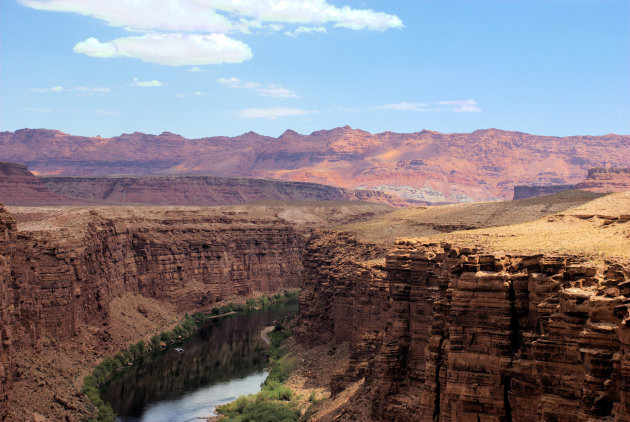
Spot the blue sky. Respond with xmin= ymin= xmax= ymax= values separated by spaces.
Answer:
xmin=1 ymin=0 xmax=628 ymax=138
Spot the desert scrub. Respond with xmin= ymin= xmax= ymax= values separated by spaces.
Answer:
xmin=217 ymin=317 xmax=299 ymax=422
xmin=83 ymin=290 xmax=299 ymax=422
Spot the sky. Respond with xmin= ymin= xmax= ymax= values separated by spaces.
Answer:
xmin=1 ymin=0 xmax=628 ymax=138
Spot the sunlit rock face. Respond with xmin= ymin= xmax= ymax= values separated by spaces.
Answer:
xmin=296 ymin=233 xmax=630 ymax=421
xmin=2 ymin=128 xmax=629 ymax=203
xmin=514 ymin=168 xmax=630 ymax=200
xmin=0 ymin=205 xmax=305 ymax=419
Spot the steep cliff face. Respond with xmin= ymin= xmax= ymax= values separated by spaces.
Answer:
xmin=0 ymin=162 xmax=80 ymax=205
xmin=297 ymin=233 xmax=630 ymax=421
xmin=0 ymin=205 xmax=16 ymax=419
xmin=40 ymin=175 xmax=408 ymax=207
xmin=0 ymin=206 xmax=309 ymax=419
xmin=514 ymin=168 xmax=630 ymax=200
xmin=575 ymin=168 xmax=630 ymax=193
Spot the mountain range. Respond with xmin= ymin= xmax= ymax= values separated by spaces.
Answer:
xmin=1 ymin=127 xmax=628 ymax=203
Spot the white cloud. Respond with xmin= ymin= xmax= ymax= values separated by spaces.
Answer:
xmin=378 ymin=99 xmax=482 ymax=113
xmin=436 ymin=99 xmax=481 ymax=112
xmin=20 ymin=1 xmax=402 ymax=66
xmin=189 ymin=67 xmax=203 ymax=72
xmin=19 ymin=0 xmax=403 ymax=33
xmin=32 ymin=86 xmax=64 ymax=93
xmin=74 ymin=86 xmax=110 ymax=93
xmin=132 ymin=77 xmax=163 ymax=87
xmin=31 ymin=85 xmax=110 ymax=94
xmin=284 ymin=26 xmax=327 ymax=37
xmin=218 ymin=77 xmax=298 ymax=98
xmin=74 ymin=33 xmax=253 ymax=66
xmin=379 ymin=102 xmax=426 ymax=112
xmin=238 ymin=107 xmax=311 ymax=119
xmin=176 ymin=91 xmax=205 ymax=97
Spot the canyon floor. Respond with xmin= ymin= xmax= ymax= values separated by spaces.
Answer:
xmin=2 ymin=190 xmax=630 ymax=421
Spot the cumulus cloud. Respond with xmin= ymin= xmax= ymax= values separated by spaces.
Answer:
xmin=436 ymin=99 xmax=481 ymax=112
xmin=75 ymin=33 xmax=252 ymax=66
xmin=218 ymin=77 xmax=298 ymax=98
xmin=379 ymin=102 xmax=426 ymax=112
xmin=189 ymin=67 xmax=203 ymax=72
xmin=19 ymin=0 xmax=403 ymax=33
xmin=238 ymin=107 xmax=311 ymax=119
xmin=132 ymin=78 xmax=163 ymax=87
xmin=284 ymin=26 xmax=327 ymax=37
xmin=19 ymin=1 xmax=402 ymax=66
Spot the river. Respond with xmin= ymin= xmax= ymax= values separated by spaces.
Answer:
xmin=102 ymin=303 xmax=298 ymax=422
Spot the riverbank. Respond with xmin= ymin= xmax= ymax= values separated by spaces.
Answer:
xmin=83 ymin=290 xmax=299 ymax=422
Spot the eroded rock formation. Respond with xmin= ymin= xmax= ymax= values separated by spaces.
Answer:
xmin=514 ymin=168 xmax=630 ymax=200
xmin=296 ymin=233 xmax=630 ymax=421
xmin=0 ymin=162 xmax=80 ymax=205
xmin=40 ymin=174 xmax=408 ymax=207
xmin=0 ymin=205 xmax=307 ymax=419
xmin=2 ymin=128 xmax=629 ymax=202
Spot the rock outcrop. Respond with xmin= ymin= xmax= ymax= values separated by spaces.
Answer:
xmin=514 ymin=168 xmax=630 ymax=200
xmin=0 ymin=162 xmax=80 ymax=205
xmin=575 ymin=168 xmax=630 ymax=193
xmin=296 ymin=233 xmax=630 ymax=421
xmin=2 ymin=128 xmax=629 ymax=202
xmin=40 ymin=175 xmax=408 ymax=207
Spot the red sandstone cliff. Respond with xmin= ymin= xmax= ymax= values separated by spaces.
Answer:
xmin=2 ymin=128 xmax=628 ymax=203
xmin=0 ymin=162 xmax=81 ymax=205
xmin=514 ymin=167 xmax=630 ymax=200
xmin=0 ymin=206 xmax=306 ymax=419
xmin=295 ymin=233 xmax=630 ymax=421
xmin=40 ymin=175 xmax=408 ymax=207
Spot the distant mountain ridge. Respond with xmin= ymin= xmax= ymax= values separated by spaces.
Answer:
xmin=1 ymin=127 xmax=628 ymax=202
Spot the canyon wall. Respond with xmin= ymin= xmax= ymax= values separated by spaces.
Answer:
xmin=296 ymin=232 xmax=630 ymax=421
xmin=0 ymin=206 xmax=307 ymax=419
xmin=513 ymin=184 xmax=576 ymax=200
xmin=0 ymin=162 xmax=80 ymax=205
xmin=513 ymin=168 xmax=630 ymax=200
xmin=40 ymin=174 xmax=407 ymax=207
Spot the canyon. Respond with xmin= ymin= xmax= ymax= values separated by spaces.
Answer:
xmin=2 ymin=128 xmax=629 ymax=203
xmin=0 ymin=185 xmax=629 ymax=420
xmin=0 ymin=201 xmax=391 ymax=420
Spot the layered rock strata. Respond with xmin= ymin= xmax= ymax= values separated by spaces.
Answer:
xmin=0 ymin=206 xmax=306 ymax=419
xmin=514 ymin=168 xmax=630 ymax=200
xmin=296 ymin=233 xmax=630 ymax=421
xmin=0 ymin=162 xmax=80 ymax=205
xmin=40 ymin=174 xmax=408 ymax=207
xmin=2 ymin=128 xmax=629 ymax=202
